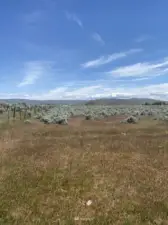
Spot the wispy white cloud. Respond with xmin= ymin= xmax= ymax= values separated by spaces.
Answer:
xmin=29 ymin=85 xmax=102 ymax=100
xmin=108 ymin=58 xmax=168 ymax=78
xmin=10 ymin=82 xmax=168 ymax=100
xmin=17 ymin=61 xmax=52 ymax=87
xmin=65 ymin=85 xmax=101 ymax=99
xmin=130 ymin=77 xmax=150 ymax=81
xmin=2 ymin=81 xmax=168 ymax=100
xmin=81 ymin=49 xmax=142 ymax=69
xmin=65 ymin=11 xmax=83 ymax=28
xmin=92 ymin=32 xmax=105 ymax=45
xmin=135 ymin=35 xmax=153 ymax=43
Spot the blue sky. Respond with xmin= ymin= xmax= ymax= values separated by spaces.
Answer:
xmin=1 ymin=0 xmax=168 ymax=100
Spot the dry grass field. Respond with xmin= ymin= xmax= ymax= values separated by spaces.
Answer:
xmin=1 ymin=117 xmax=168 ymax=224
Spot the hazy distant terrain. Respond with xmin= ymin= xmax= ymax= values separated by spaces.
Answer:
xmin=85 ymin=98 xmax=164 ymax=105
xmin=0 ymin=99 xmax=87 ymax=105
xmin=0 ymin=98 xmax=164 ymax=105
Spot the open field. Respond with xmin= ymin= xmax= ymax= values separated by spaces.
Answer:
xmin=1 ymin=115 xmax=168 ymax=224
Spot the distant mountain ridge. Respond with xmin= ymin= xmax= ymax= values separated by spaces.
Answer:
xmin=85 ymin=98 xmax=167 ymax=105
xmin=0 ymin=99 xmax=87 ymax=105
xmin=0 ymin=98 xmax=166 ymax=105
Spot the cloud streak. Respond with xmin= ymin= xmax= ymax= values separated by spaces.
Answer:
xmin=5 ymin=82 xmax=168 ymax=101
xmin=92 ymin=32 xmax=105 ymax=45
xmin=65 ymin=11 xmax=83 ymax=28
xmin=81 ymin=49 xmax=142 ymax=69
xmin=17 ymin=61 xmax=52 ymax=87
xmin=45 ymin=83 xmax=168 ymax=100
xmin=108 ymin=58 xmax=168 ymax=78
xmin=135 ymin=35 xmax=153 ymax=43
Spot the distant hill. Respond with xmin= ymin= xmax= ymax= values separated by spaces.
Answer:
xmin=85 ymin=98 xmax=165 ymax=105
xmin=0 ymin=98 xmax=167 ymax=106
xmin=0 ymin=99 xmax=87 ymax=105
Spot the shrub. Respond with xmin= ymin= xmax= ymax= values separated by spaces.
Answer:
xmin=27 ymin=111 xmax=32 ymax=118
xmin=0 ymin=108 xmax=4 ymax=114
xmin=140 ymin=111 xmax=146 ymax=116
xmin=121 ymin=116 xmax=138 ymax=124
xmin=40 ymin=115 xmax=68 ymax=125
xmin=56 ymin=118 xmax=68 ymax=125
xmin=132 ymin=111 xmax=140 ymax=117
xmin=24 ymin=119 xmax=31 ymax=124
xmin=85 ymin=112 xmax=95 ymax=120
xmin=34 ymin=114 xmax=42 ymax=120
xmin=148 ymin=111 xmax=153 ymax=116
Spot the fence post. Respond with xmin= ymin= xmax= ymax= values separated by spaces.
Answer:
xmin=13 ymin=107 xmax=16 ymax=119
xmin=19 ymin=109 xmax=22 ymax=120
xmin=24 ymin=109 xmax=27 ymax=120
xmin=7 ymin=109 xmax=10 ymax=122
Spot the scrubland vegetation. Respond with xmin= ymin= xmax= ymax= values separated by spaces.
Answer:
xmin=1 ymin=102 xmax=168 ymax=224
